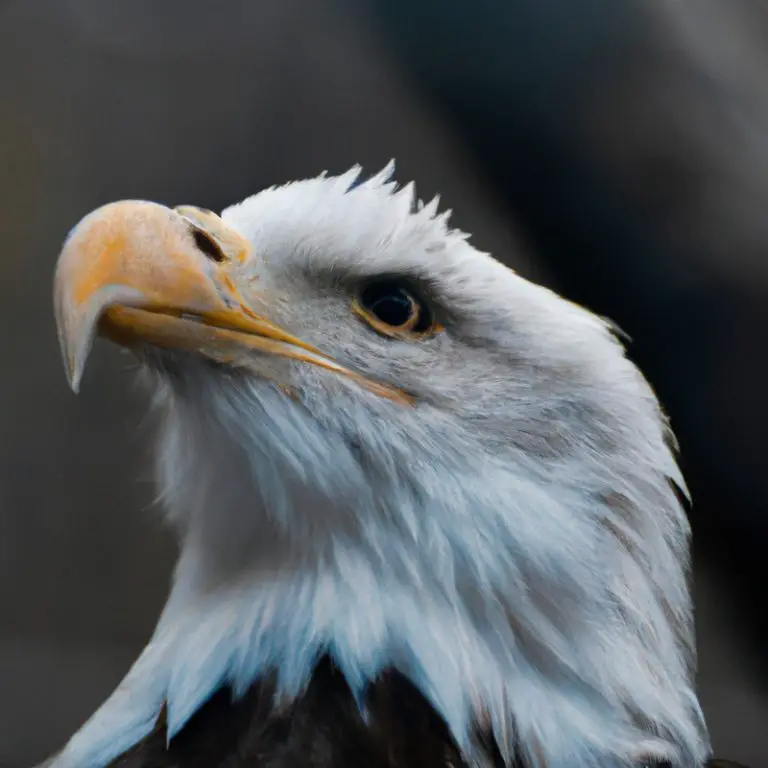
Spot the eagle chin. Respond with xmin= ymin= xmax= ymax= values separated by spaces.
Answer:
xmin=48 ymin=163 xmax=718 ymax=768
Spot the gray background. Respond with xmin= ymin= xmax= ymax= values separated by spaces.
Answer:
xmin=0 ymin=1 xmax=764 ymax=765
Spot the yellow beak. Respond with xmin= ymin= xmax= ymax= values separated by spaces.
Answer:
xmin=53 ymin=200 xmax=411 ymax=404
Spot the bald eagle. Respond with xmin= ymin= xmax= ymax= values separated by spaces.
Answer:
xmin=48 ymin=164 xmax=742 ymax=768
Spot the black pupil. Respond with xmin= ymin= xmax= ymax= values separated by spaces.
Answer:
xmin=360 ymin=281 xmax=430 ymax=331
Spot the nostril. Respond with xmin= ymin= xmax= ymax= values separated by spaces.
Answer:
xmin=192 ymin=228 xmax=226 ymax=263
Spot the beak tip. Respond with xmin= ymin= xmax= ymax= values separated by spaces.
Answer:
xmin=61 ymin=351 xmax=81 ymax=394
xmin=57 ymin=318 xmax=92 ymax=396
xmin=67 ymin=367 xmax=82 ymax=394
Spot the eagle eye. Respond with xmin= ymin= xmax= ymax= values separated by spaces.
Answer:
xmin=353 ymin=280 xmax=441 ymax=338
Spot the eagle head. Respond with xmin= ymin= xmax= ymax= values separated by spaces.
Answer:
xmin=52 ymin=163 xmax=708 ymax=768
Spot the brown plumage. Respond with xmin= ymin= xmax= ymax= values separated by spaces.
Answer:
xmin=108 ymin=657 xmax=501 ymax=768
xmin=107 ymin=657 xmax=749 ymax=768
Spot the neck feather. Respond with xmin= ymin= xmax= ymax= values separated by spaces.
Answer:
xmin=53 ymin=384 xmax=709 ymax=768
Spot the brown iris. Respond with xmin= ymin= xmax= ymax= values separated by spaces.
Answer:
xmin=352 ymin=280 xmax=442 ymax=339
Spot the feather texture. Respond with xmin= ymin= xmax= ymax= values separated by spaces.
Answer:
xmin=49 ymin=165 xmax=710 ymax=768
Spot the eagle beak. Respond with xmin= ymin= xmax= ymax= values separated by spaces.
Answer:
xmin=53 ymin=200 xmax=411 ymax=403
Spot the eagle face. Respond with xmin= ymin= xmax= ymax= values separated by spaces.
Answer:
xmin=53 ymin=164 xmax=709 ymax=768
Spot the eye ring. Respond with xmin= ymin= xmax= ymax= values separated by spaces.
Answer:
xmin=352 ymin=280 xmax=443 ymax=339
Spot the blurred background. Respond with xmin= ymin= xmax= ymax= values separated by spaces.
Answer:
xmin=0 ymin=0 xmax=766 ymax=765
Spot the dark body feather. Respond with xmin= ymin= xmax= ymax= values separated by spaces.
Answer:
xmin=108 ymin=656 xmax=506 ymax=768
xmin=103 ymin=656 xmax=747 ymax=768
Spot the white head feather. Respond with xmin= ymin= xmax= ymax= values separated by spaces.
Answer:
xmin=52 ymin=163 xmax=709 ymax=768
